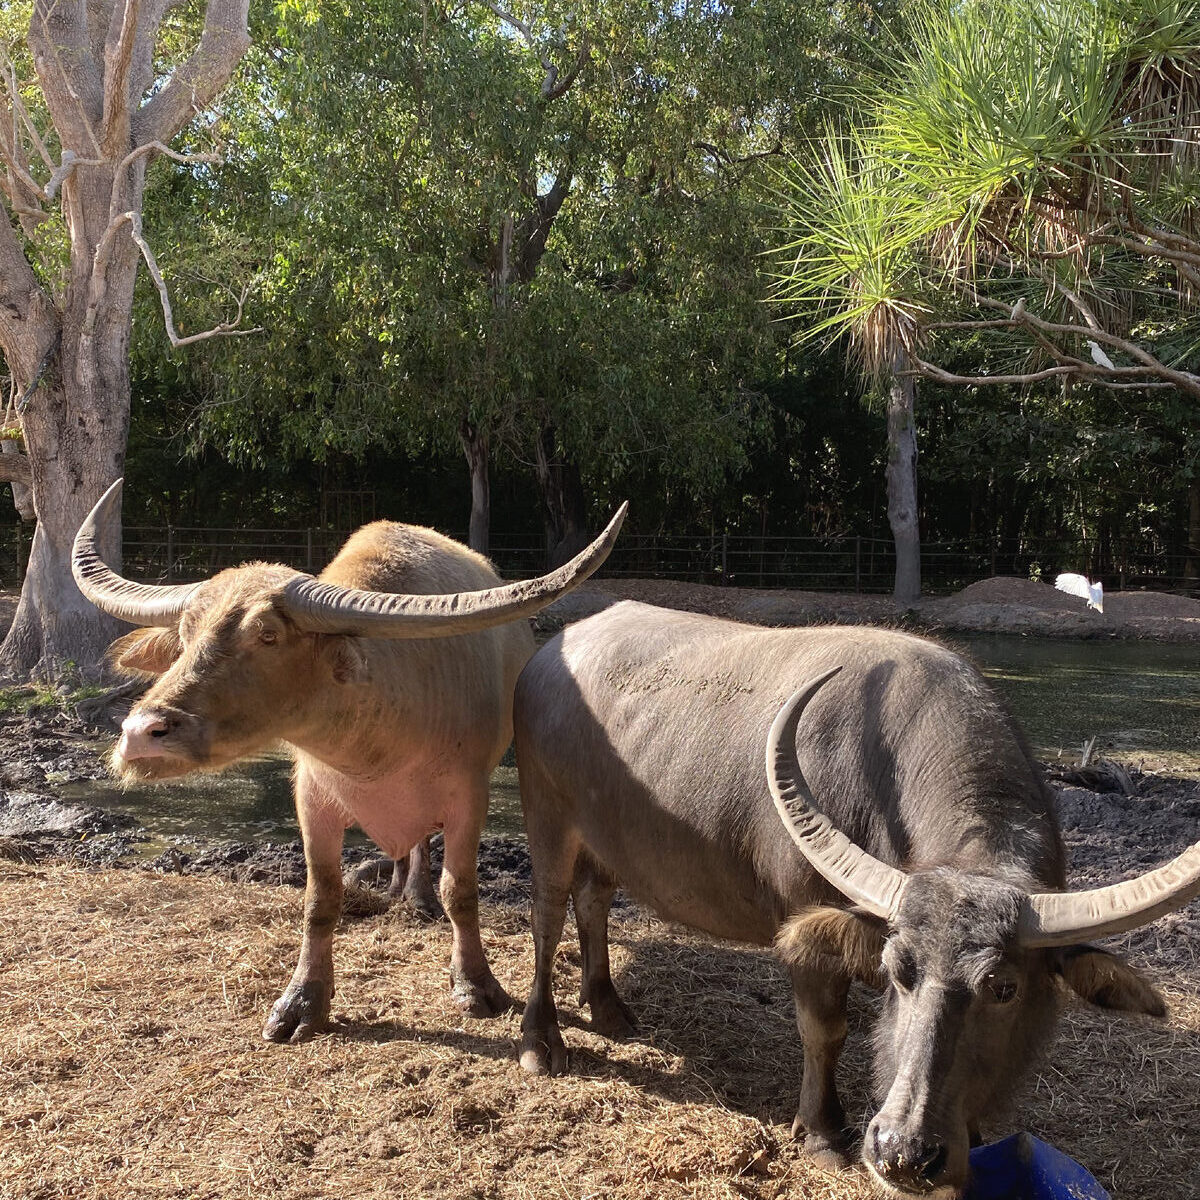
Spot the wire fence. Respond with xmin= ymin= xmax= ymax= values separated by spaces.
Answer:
xmin=0 ymin=522 xmax=1193 ymax=595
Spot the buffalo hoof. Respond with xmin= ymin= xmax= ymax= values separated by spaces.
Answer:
xmin=401 ymin=889 xmax=444 ymax=923
xmin=583 ymin=983 xmax=638 ymax=1040
xmin=519 ymin=1024 xmax=568 ymax=1076
xmin=263 ymin=980 xmax=331 ymax=1044
xmin=791 ymin=1119 xmax=855 ymax=1173
xmin=451 ymin=969 xmax=514 ymax=1018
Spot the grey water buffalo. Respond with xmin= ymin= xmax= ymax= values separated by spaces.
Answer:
xmin=514 ymin=602 xmax=1200 ymax=1198
xmin=72 ymin=480 xmax=625 ymax=1041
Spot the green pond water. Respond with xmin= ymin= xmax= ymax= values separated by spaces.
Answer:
xmin=65 ymin=634 xmax=1200 ymax=845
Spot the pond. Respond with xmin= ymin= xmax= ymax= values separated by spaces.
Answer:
xmin=66 ymin=633 xmax=1200 ymax=845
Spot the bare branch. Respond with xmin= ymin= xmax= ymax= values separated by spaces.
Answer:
xmin=0 ymin=57 xmax=54 ymax=171
xmin=911 ymin=356 xmax=1175 ymax=391
xmin=481 ymin=4 xmax=588 ymax=101
xmin=125 ymin=213 xmax=261 ymax=348
xmin=133 ymin=0 xmax=251 ymax=145
xmin=0 ymin=197 xmax=55 ymax=381
xmin=108 ymin=141 xmax=222 ymax=220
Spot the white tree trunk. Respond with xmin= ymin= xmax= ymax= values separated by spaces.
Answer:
xmin=459 ymin=417 xmax=490 ymax=554
xmin=0 ymin=0 xmax=251 ymax=678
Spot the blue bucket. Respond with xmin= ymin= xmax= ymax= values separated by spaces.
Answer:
xmin=967 ymin=1133 xmax=1110 ymax=1200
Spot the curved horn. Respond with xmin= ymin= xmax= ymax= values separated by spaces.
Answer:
xmin=280 ymin=502 xmax=629 ymax=638
xmin=72 ymin=479 xmax=198 ymax=627
xmin=1019 ymin=838 xmax=1200 ymax=948
xmin=767 ymin=668 xmax=910 ymax=922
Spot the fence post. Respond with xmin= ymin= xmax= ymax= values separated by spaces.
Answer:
xmin=721 ymin=532 xmax=728 ymax=582
xmin=855 ymin=536 xmax=861 ymax=593
xmin=306 ymin=528 xmax=314 ymax=572
xmin=166 ymin=526 xmax=174 ymax=582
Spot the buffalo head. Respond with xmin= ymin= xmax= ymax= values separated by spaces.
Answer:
xmin=768 ymin=670 xmax=1198 ymax=1197
xmin=72 ymin=480 xmax=626 ymax=783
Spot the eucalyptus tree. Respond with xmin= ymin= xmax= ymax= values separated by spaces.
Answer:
xmin=775 ymin=0 xmax=1200 ymax=601
xmin=0 ymin=0 xmax=254 ymax=677
xmin=158 ymin=0 xmax=861 ymax=556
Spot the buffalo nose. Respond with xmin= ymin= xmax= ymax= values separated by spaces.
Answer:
xmin=118 ymin=710 xmax=173 ymax=760
xmin=869 ymin=1124 xmax=949 ymax=1190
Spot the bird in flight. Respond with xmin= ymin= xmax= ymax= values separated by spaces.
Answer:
xmin=1055 ymin=572 xmax=1103 ymax=613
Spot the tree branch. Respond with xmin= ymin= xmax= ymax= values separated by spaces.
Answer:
xmin=544 ymin=36 xmax=590 ymax=101
xmin=0 ymin=441 xmax=31 ymax=487
xmin=125 ymin=212 xmax=262 ymax=347
xmin=910 ymin=356 xmax=1175 ymax=391
xmin=29 ymin=0 xmax=103 ymax=154
xmin=0 ymin=195 xmax=55 ymax=382
xmin=133 ymin=0 xmax=251 ymax=145
xmin=481 ymin=3 xmax=588 ymax=101
xmin=102 ymin=0 xmax=143 ymax=154
xmin=108 ymin=141 xmax=222 ymax=221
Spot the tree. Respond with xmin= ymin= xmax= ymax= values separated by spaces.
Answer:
xmin=0 ymin=0 xmax=253 ymax=678
xmin=775 ymin=0 xmax=1200 ymax=601
xmin=147 ymin=0 xmax=867 ymax=558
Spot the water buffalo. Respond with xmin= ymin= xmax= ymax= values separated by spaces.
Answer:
xmin=514 ymin=601 xmax=1200 ymax=1198
xmin=71 ymin=480 xmax=625 ymax=1041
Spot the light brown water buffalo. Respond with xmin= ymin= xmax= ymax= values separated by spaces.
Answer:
xmin=72 ymin=481 xmax=625 ymax=1042
xmin=514 ymin=602 xmax=1200 ymax=1198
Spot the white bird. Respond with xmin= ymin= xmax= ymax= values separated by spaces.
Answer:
xmin=1055 ymin=572 xmax=1104 ymax=613
xmin=1088 ymin=340 xmax=1116 ymax=371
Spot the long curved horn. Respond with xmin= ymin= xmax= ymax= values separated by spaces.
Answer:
xmin=1019 ymin=839 xmax=1200 ymax=947
xmin=280 ymin=502 xmax=629 ymax=638
xmin=72 ymin=479 xmax=198 ymax=627
xmin=767 ymin=668 xmax=910 ymax=923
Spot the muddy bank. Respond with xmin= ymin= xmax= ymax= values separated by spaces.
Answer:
xmin=5 ymin=743 xmax=1199 ymax=979
xmin=544 ymin=575 xmax=1200 ymax=640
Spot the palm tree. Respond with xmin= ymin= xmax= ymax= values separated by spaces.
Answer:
xmin=775 ymin=0 xmax=1200 ymax=603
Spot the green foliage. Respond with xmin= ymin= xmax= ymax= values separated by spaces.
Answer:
xmin=135 ymin=0 xmax=875 ymax=511
xmin=773 ymin=0 xmax=1200 ymax=385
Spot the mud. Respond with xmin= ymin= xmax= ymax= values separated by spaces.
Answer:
xmin=3 ymin=703 xmax=1196 ymax=970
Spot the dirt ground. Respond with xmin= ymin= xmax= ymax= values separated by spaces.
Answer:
xmin=0 ymin=861 xmax=1197 ymax=1200
xmin=1 ymin=575 xmax=1199 ymax=1200
xmin=547 ymin=576 xmax=1200 ymax=640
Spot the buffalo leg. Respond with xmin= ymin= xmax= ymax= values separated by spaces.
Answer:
xmin=389 ymin=838 xmax=443 ymax=921
xmin=264 ymin=782 xmax=345 ymax=1044
xmin=441 ymin=787 xmax=512 ymax=1017
xmin=789 ymin=964 xmax=854 ymax=1168
xmin=573 ymin=855 xmax=637 ymax=1039
xmin=519 ymin=816 xmax=580 ymax=1075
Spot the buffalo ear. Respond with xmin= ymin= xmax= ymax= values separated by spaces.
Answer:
xmin=321 ymin=635 xmax=369 ymax=685
xmin=776 ymin=906 xmax=886 ymax=988
xmin=108 ymin=627 xmax=182 ymax=677
xmin=1056 ymin=946 xmax=1166 ymax=1017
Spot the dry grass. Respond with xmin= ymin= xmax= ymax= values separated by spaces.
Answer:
xmin=0 ymin=863 xmax=1197 ymax=1200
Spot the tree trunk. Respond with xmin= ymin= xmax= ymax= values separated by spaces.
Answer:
xmin=0 ymin=1 xmax=252 ymax=680
xmin=1186 ymin=476 xmax=1200 ymax=586
xmin=459 ymin=416 xmax=490 ymax=554
xmin=886 ymin=368 xmax=921 ymax=605
xmin=533 ymin=424 xmax=590 ymax=568
xmin=2 ymin=353 xmax=130 ymax=679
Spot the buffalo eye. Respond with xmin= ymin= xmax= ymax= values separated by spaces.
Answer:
xmin=982 ymin=973 xmax=1018 ymax=1004
xmin=259 ymin=629 xmax=278 ymax=646
xmin=887 ymin=947 xmax=918 ymax=993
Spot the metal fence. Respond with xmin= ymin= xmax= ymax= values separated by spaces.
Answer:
xmin=0 ymin=522 xmax=1192 ymax=595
